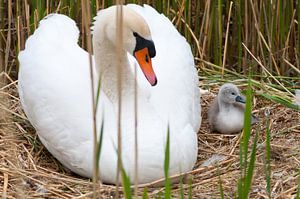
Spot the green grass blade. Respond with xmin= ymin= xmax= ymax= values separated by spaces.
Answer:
xmin=91 ymin=0 xmax=97 ymax=17
xmin=95 ymin=78 xmax=101 ymax=111
xmin=265 ymin=111 xmax=271 ymax=198
xmin=244 ymin=129 xmax=259 ymax=198
xmin=164 ymin=126 xmax=171 ymax=199
xmin=34 ymin=0 xmax=43 ymax=21
xmin=157 ymin=191 xmax=162 ymax=199
xmin=142 ymin=187 xmax=149 ymax=199
xmin=237 ymin=179 xmax=243 ymax=198
xmin=260 ymin=93 xmax=299 ymax=110
xmin=112 ymin=146 xmax=132 ymax=198
xmin=188 ymin=178 xmax=193 ymax=199
xmin=69 ymin=0 xmax=75 ymax=19
xmin=239 ymin=133 xmax=244 ymax=174
xmin=179 ymin=174 xmax=184 ymax=199
xmin=238 ymin=80 xmax=254 ymax=198
xmin=296 ymin=170 xmax=300 ymax=199
xmin=121 ymin=166 xmax=132 ymax=199
xmin=95 ymin=117 xmax=104 ymax=177
xmin=242 ymin=81 xmax=254 ymax=171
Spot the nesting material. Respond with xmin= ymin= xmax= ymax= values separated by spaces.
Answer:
xmin=1 ymin=76 xmax=300 ymax=198
xmin=208 ymin=83 xmax=258 ymax=134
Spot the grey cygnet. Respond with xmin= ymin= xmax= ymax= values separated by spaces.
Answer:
xmin=208 ymin=83 xmax=258 ymax=134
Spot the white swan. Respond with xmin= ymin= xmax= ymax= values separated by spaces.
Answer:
xmin=18 ymin=4 xmax=201 ymax=184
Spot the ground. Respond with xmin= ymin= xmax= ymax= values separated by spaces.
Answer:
xmin=0 ymin=75 xmax=299 ymax=198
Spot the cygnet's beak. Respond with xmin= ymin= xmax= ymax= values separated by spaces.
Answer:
xmin=133 ymin=33 xmax=157 ymax=86
xmin=134 ymin=47 xmax=157 ymax=86
xmin=235 ymin=95 xmax=246 ymax=103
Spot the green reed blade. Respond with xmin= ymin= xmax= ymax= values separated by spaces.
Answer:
xmin=142 ymin=187 xmax=148 ymax=199
xmin=164 ymin=126 xmax=171 ymax=199
xmin=265 ymin=112 xmax=271 ymax=198
xmin=121 ymin=165 xmax=132 ymax=199
xmin=244 ymin=129 xmax=259 ymax=198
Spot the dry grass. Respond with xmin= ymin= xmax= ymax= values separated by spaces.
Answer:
xmin=1 ymin=73 xmax=299 ymax=198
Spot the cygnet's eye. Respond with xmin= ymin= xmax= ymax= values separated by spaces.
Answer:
xmin=231 ymin=92 xmax=235 ymax=95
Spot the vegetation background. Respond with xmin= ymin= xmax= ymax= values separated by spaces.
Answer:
xmin=0 ymin=0 xmax=299 ymax=198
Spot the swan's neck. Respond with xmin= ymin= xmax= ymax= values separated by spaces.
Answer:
xmin=94 ymin=37 xmax=135 ymax=105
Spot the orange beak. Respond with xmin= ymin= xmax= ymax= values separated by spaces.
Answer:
xmin=134 ymin=47 xmax=157 ymax=86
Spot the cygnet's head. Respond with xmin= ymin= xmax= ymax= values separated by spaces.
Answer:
xmin=93 ymin=5 xmax=157 ymax=86
xmin=218 ymin=83 xmax=245 ymax=104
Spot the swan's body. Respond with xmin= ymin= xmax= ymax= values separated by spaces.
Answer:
xmin=208 ymin=83 xmax=258 ymax=134
xmin=18 ymin=4 xmax=201 ymax=184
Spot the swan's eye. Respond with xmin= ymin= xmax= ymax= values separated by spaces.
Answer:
xmin=133 ymin=32 xmax=138 ymax=37
xmin=145 ymin=54 xmax=149 ymax=63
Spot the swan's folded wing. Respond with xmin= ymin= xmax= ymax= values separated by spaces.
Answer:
xmin=18 ymin=14 xmax=105 ymax=175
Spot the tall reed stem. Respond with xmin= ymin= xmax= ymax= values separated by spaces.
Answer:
xmin=115 ymin=1 xmax=123 ymax=198
xmin=81 ymin=1 xmax=98 ymax=198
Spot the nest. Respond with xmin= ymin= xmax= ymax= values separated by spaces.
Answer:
xmin=0 ymin=73 xmax=299 ymax=198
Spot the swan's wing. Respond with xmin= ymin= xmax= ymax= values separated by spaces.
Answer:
xmin=208 ymin=98 xmax=219 ymax=132
xmin=19 ymin=14 xmax=93 ymax=142
xmin=18 ymin=14 xmax=112 ymax=176
xmin=127 ymin=4 xmax=201 ymax=132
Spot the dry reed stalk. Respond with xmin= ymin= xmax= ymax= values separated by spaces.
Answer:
xmin=0 ymin=40 xmax=5 ymax=122
xmin=172 ymin=10 xmax=202 ymax=67
xmin=80 ymin=1 xmax=99 ymax=199
xmin=221 ymin=1 xmax=233 ymax=79
xmin=242 ymin=43 xmax=294 ymax=97
xmin=243 ymin=0 xmax=248 ymax=72
xmin=115 ymin=1 xmax=124 ymax=198
xmin=283 ymin=59 xmax=300 ymax=74
xmin=24 ymin=0 xmax=30 ymax=38
xmin=256 ymin=30 xmax=280 ymax=75
xmin=4 ymin=0 xmax=12 ymax=73
xmin=2 ymin=173 xmax=8 ymax=198
xmin=134 ymin=59 xmax=139 ymax=198
xmin=199 ymin=1 xmax=211 ymax=70
xmin=55 ymin=1 xmax=62 ymax=13
xmin=16 ymin=16 xmax=21 ymax=54
xmin=283 ymin=10 xmax=296 ymax=60
xmin=175 ymin=0 xmax=185 ymax=27
xmin=256 ymin=1 xmax=282 ymax=76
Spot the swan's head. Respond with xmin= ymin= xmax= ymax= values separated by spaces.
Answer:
xmin=218 ymin=83 xmax=245 ymax=105
xmin=93 ymin=5 xmax=157 ymax=86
